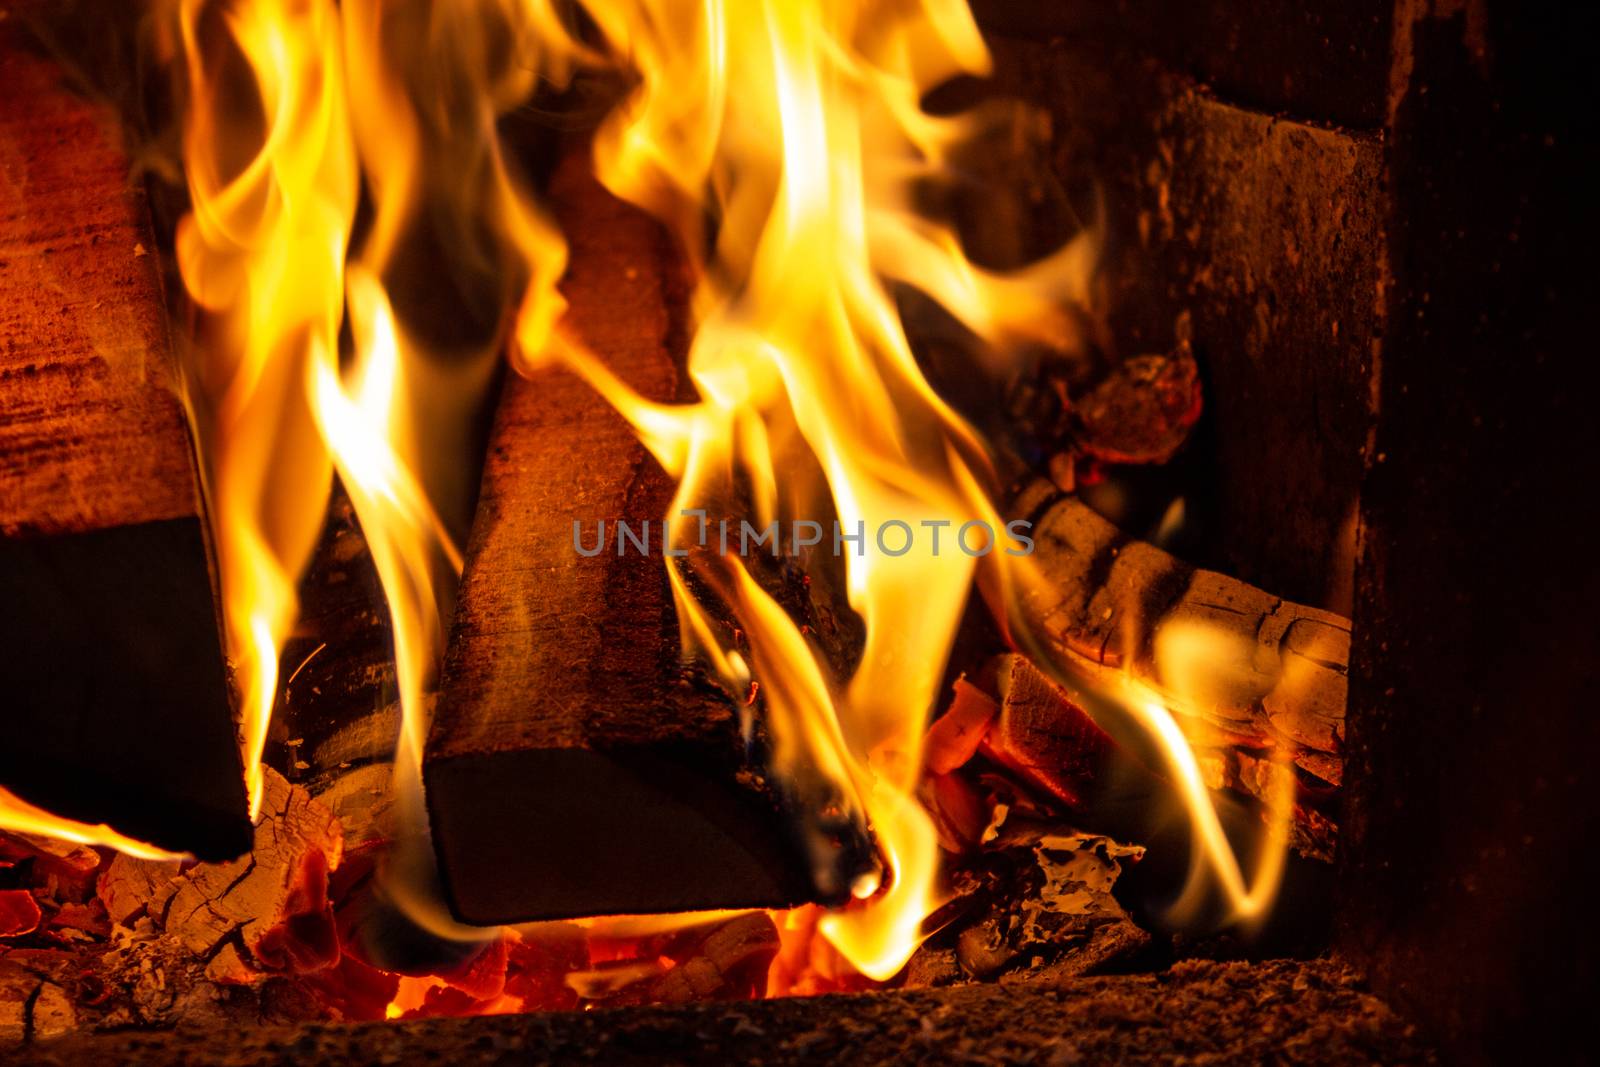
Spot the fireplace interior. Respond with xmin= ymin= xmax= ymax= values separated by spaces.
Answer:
xmin=0 ymin=0 xmax=1591 ymax=1064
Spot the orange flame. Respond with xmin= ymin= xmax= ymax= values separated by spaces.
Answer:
xmin=1141 ymin=623 xmax=1295 ymax=925
xmin=168 ymin=0 xmax=353 ymax=820
xmin=162 ymin=0 xmax=574 ymax=942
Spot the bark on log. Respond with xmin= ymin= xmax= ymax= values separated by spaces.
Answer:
xmin=424 ymin=156 xmax=813 ymax=925
xmin=0 ymin=20 xmax=247 ymax=859
xmin=1009 ymin=480 xmax=1347 ymax=786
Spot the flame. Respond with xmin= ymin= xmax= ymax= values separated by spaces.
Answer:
xmin=0 ymin=787 xmax=183 ymax=861
xmin=163 ymin=0 xmax=571 ymax=835
xmin=160 ymin=0 xmax=577 ymax=946
xmin=168 ymin=0 xmax=354 ymax=820
xmin=515 ymin=0 xmax=1096 ymax=979
xmin=1139 ymin=622 xmax=1294 ymax=925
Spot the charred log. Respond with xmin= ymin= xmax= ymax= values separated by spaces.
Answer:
xmin=1007 ymin=480 xmax=1346 ymax=788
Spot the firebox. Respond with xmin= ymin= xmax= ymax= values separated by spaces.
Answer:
xmin=0 ymin=0 xmax=1589 ymax=1064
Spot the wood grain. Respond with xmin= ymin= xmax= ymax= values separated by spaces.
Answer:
xmin=0 ymin=15 xmax=194 ymax=537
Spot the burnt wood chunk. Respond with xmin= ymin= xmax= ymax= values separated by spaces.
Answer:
xmin=1011 ymin=481 xmax=1347 ymax=786
xmin=0 ymin=24 xmax=248 ymax=859
xmin=424 ymin=159 xmax=813 ymax=925
xmin=978 ymin=654 xmax=1116 ymax=810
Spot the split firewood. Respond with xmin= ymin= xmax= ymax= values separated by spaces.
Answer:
xmin=271 ymin=491 xmax=400 ymax=796
xmin=98 ymin=769 xmax=342 ymax=982
xmin=1006 ymin=480 xmax=1347 ymax=786
xmin=0 ymin=17 xmax=247 ymax=860
xmin=1222 ymin=750 xmax=1338 ymax=863
xmin=929 ymin=654 xmax=1336 ymax=861
xmin=96 ymin=854 xmax=180 ymax=930
xmin=925 ymin=678 xmax=1000 ymax=777
xmin=267 ymin=490 xmax=402 ymax=852
xmin=424 ymin=154 xmax=814 ymax=925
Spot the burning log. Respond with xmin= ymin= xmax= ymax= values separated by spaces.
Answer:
xmin=1008 ymin=480 xmax=1347 ymax=787
xmin=0 ymin=21 xmax=247 ymax=859
xmin=423 ymin=158 xmax=814 ymax=925
xmin=267 ymin=490 xmax=402 ymax=850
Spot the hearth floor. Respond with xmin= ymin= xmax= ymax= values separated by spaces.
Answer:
xmin=10 ymin=957 xmax=1431 ymax=1066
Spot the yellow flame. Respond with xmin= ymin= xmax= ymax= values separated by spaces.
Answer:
xmin=1130 ymin=697 xmax=1292 ymax=924
xmin=515 ymin=0 xmax=1096 ymax=979
xmin=1011 ymin=614 xmax=1299 ymax=929
xmin=168 ymin=0 xmax=354 ymax=820
xmin=0 ymin=787 xmax=184 ymax=861
xmin=1142 ymin=622 xmax=1294 ymax=925
xmin=308 ymin=271 xmax=457 ymax=791
xmin=163 ymin=0 xmax=571 ymax=849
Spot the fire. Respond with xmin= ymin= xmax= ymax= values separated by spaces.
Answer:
xmin=9 ymin=0 xmax=1296 ymax=993
xmin=518 ymin=0 xmax=1097 ymax=978
xmin=1144 ymin=623 xmax=1295 ymax=924
xmin=0 ymin=787 xmax=181 ymax=861
xmin=167 ymin=0 xmax=352 ymax=821
xmin=164 ymin=0 xmax=573 ymax=942
xmin=1068 ymin=622 xmax=1295 ymax=927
